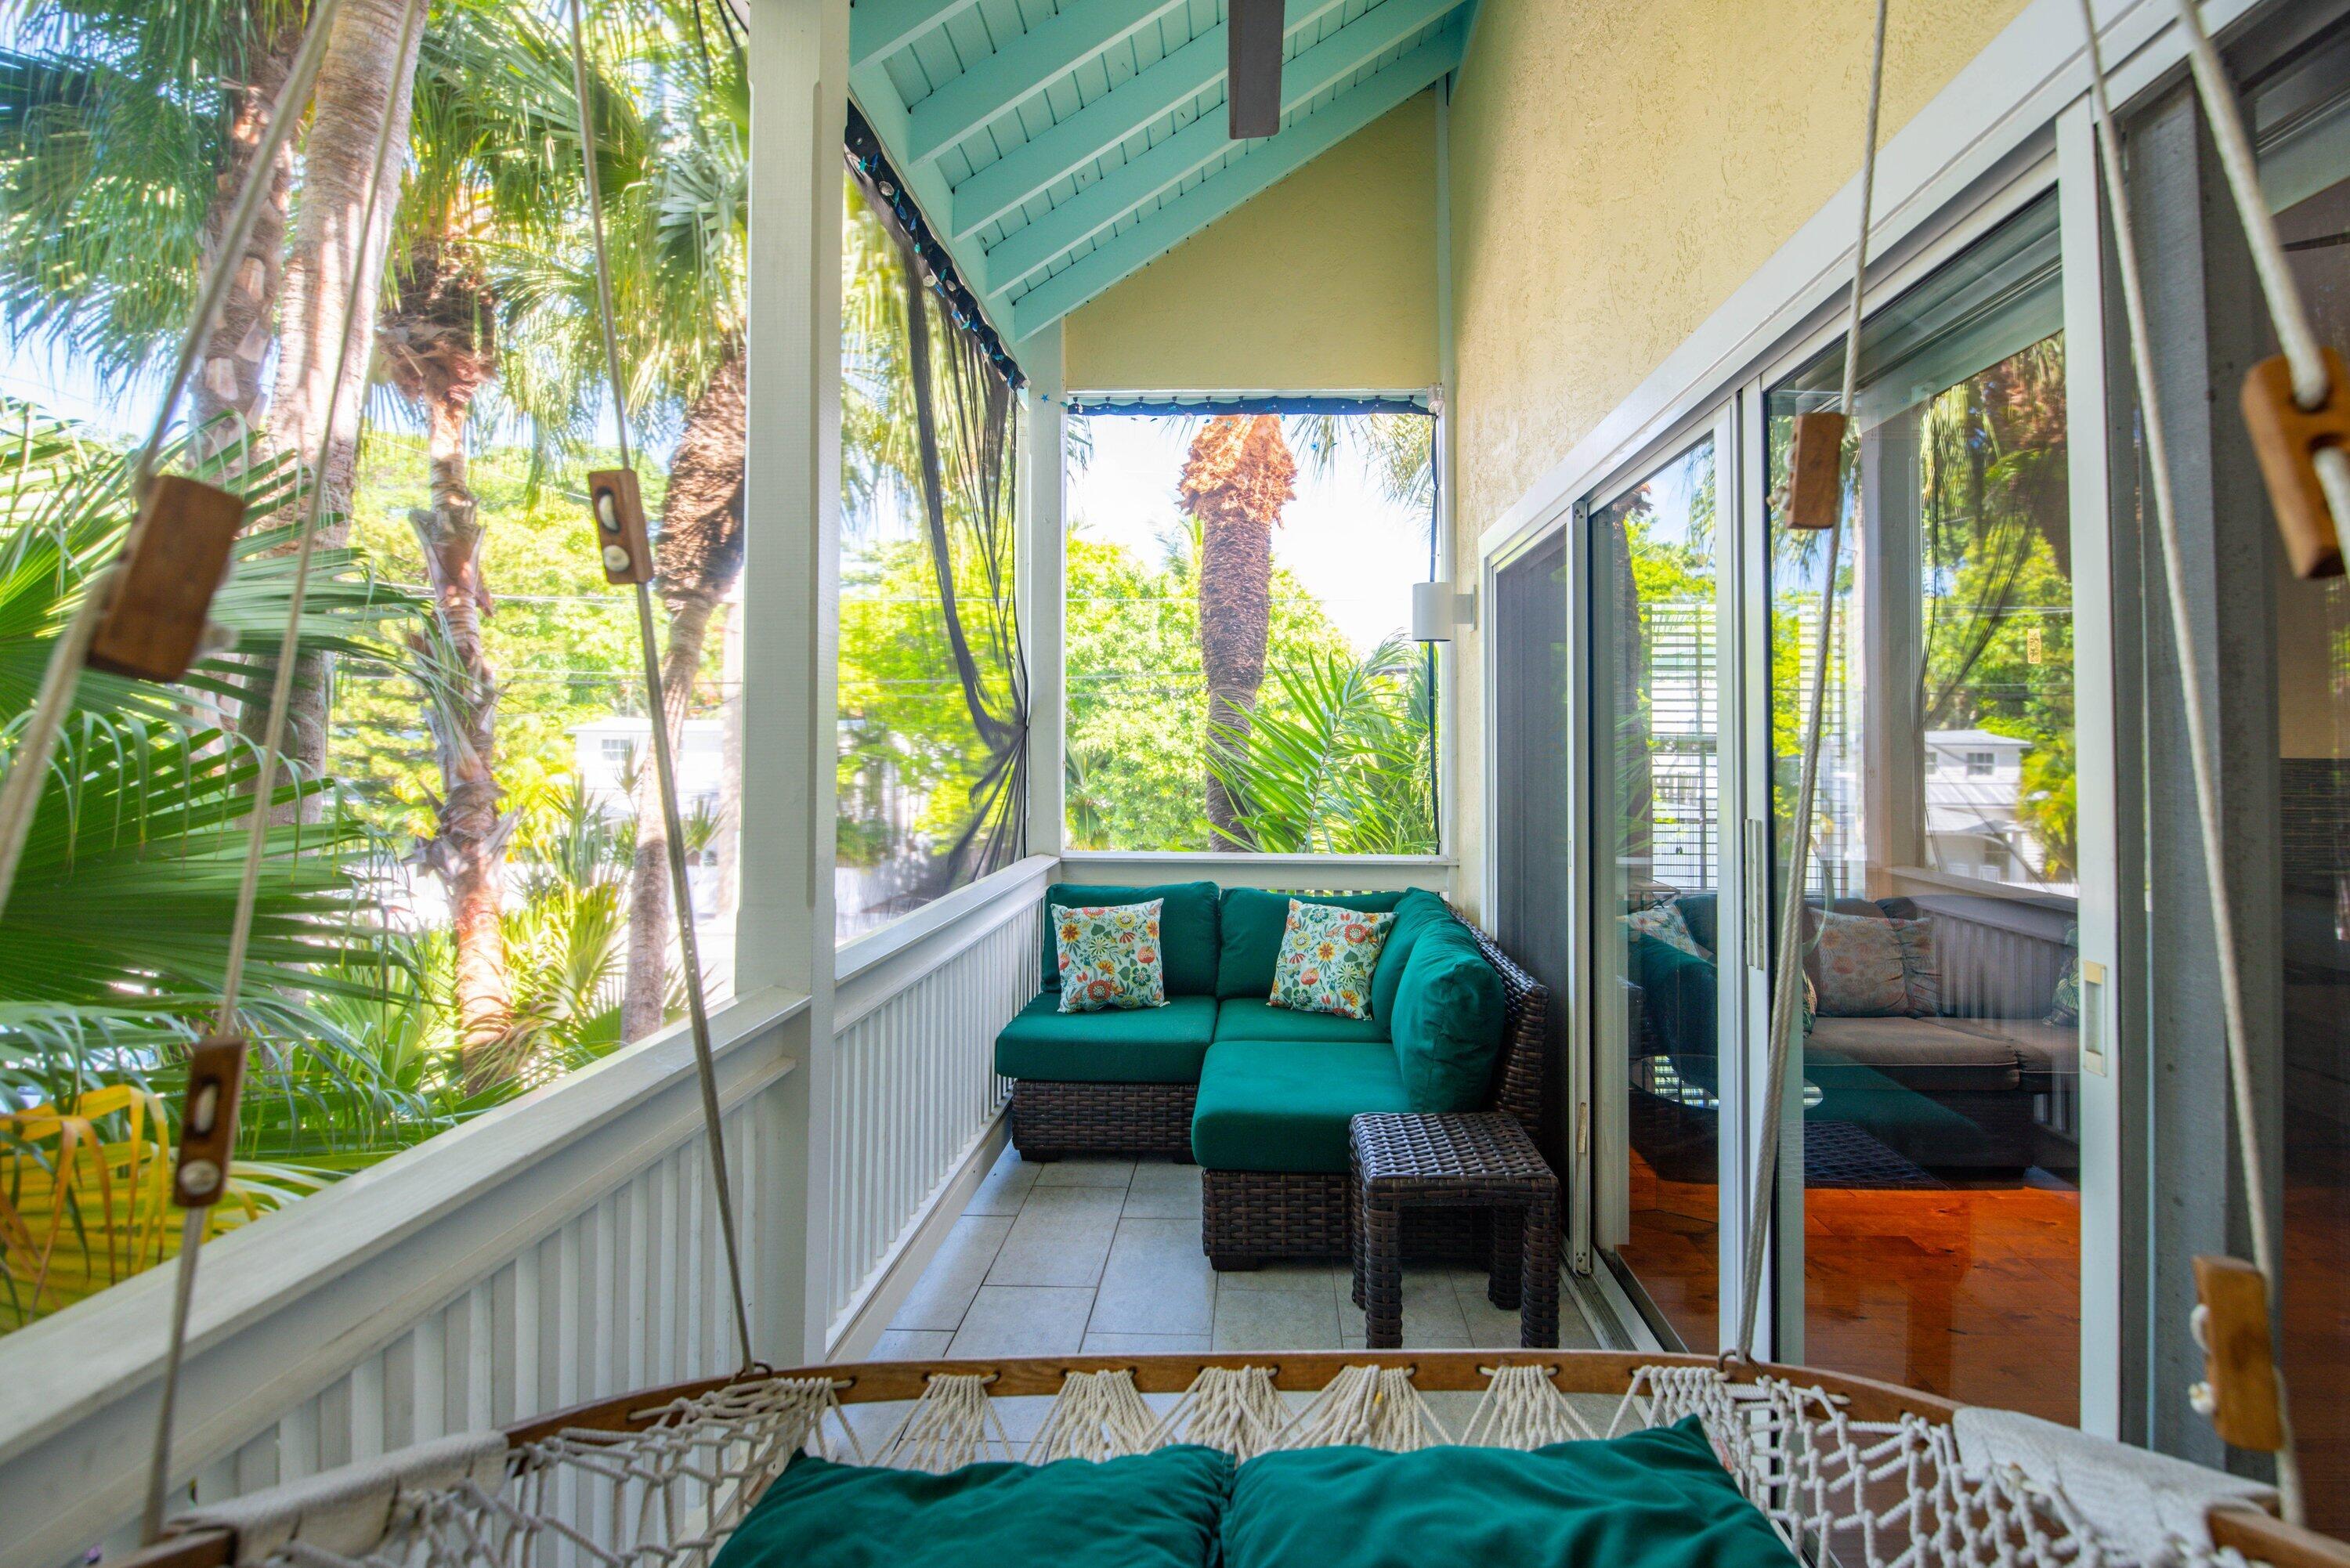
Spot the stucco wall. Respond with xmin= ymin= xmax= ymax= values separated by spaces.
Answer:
xmin=1443 ymin=0 xmax=2030 ymax=915
xmin=1062 ymin=92 xmax=1439 ymax=392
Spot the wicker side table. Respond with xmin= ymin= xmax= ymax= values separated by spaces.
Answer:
xmin=1348 ymin=1111 xmax=1560 ymax=1349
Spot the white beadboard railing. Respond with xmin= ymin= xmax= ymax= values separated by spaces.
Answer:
xmin=824 ymin=857 xmax=1049 ymax=1340
xmin=0 ymin=988 xmax=808 ymax=1568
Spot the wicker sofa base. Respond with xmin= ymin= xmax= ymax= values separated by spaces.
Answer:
xmin=1010 ymin=1079 xmax=1196 ymax=1161
xmin=1201 ymin=1169 xmax=1489 ymax=1269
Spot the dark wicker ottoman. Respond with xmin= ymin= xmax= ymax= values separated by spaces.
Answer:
xmin=1349 ymin=1111 xmax=1560 ymax=1349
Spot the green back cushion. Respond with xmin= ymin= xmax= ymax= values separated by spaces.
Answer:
xmin=1388 ymin=916 xmax=1507 ymax=1111
xmin=1216 ymin=887 xmax=1406 ymax=999
xmin=715 ymin=1447 xmax=1232 ymax=1568
xmin=1222 ymin=1420 xmax=1795 ymax=1568
xmin=1368 ymin=888 xmax=1456 ymax=1024
xmin=1043 ymin=882 xmax=1220 ymax=996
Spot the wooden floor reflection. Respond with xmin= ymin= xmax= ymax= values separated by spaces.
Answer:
xmin=1620 ymin=1152 xmax=2080 ymax=1425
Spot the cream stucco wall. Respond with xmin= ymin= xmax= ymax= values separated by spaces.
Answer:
xmin=1443 ymin=0 xmax=2031 ymax=915
xmin=1062 ymin=92 xmax=1439 ymax=392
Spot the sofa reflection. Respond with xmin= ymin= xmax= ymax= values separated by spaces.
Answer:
xmin=1624 ymin=891 xmax=2079 ymax=1186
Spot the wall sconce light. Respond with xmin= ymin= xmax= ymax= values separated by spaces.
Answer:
xmin=1412 ymin=580 xmax=1477 ymax=643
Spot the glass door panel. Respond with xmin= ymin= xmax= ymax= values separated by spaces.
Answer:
xmin=1763 ymin=191 xmax=2081 ymax=1419
xmin=1592 ymin=439 xmax=1724 ymax=1350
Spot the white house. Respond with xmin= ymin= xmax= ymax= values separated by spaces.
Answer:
xmin=568 ymin=717 xmax=726 ymax=820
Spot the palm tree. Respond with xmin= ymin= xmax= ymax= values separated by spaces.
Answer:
xmin=249 ymin=0 xmax=425 ymax=779
xmin=616 ymin=33 xmax=749 ymax=1039
xmin=374 ymin=0 xmax=615 ymax=1083
xmin=620 ymin=345 xmax=744 ymax=1040
xmin=1206 ymin=634 xmax=1436 ymax=854
xmin=1179 ymin=414 xmax=1295 ymax=845
xmin=0 ymin=0 xmax=306 ymax=447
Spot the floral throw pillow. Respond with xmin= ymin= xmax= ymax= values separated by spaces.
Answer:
xmin=1268 ymin=899 xmax=1394 ymax=1021
xmin=1054 ymin=900 xmax=1168 ymax=1013
xmin=1806 ymin=911 xmax=1912 ymax=1018
xmin=1624 ymin=900 xmax=1708 ymax=959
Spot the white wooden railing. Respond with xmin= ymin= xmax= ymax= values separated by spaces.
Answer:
xmin=823 ymin=856 xmax=1049 ymax=1350
xmin=0 ymin=853 xmax=1053 ymax=1564
xmin=0 ymin=985 xmax=811 ymax=1566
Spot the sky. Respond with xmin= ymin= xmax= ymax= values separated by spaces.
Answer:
xmin=1065 ymin=414 xmax=1434 ymax=655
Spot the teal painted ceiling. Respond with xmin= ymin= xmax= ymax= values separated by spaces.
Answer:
xmin=848 ymin=0 xmax=1471 ymax=346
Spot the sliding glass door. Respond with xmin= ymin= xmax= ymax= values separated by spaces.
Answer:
xmin=1761 ymin=191 xmax=2081 ymax=1421
xmin=1589 ymin=437 xmax=1730 ymax=1350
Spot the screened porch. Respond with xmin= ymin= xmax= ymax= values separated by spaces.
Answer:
xmin=2 ymin=0 xmax=2349 ymax=1557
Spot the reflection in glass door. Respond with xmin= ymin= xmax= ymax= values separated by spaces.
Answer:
xmin=1591 ymin=439 xmax=1725 ymax=1350
xmin=1763 ymin=191 xmax=2081 ymax=1420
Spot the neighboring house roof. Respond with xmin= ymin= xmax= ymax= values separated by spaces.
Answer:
xmin=851 ymin=0 xmax=1475 ymax=345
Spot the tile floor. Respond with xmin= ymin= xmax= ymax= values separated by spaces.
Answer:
xmin=873 ymin=1146 xmax=1602 ymax=1361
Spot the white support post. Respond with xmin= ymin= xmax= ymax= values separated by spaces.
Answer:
xmin=739 ymin=0 xmax=848 ymax=1365
xmin=1435 ymin=81 xmax=1463 ymax=911
xmin=1018 ymin=323 xmax=1066 ymax=862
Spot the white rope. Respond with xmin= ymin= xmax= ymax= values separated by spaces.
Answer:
xmin=1457 ymin=1363 xmax=1603 ymax=1447
xmin=875 ymin=1374 xmax=1016 ymax=1473
xmin=2165 ymin=0 xmax=2350 ymax=547
xmin=1737 ymin=0 xmax=1888 ymax=1359
xmin=1028 ymin=1370 xmax=1165 ymax=1463
xmin=563 ymin=0 xmax=753 ymax=1372
xmin=141 ymin=0 xmax=428 ymax=1541
xmin=154 ymin=1363 xmax=2287 ymax=1568
xmin=0 ymin=0 xmax=352 ymax=928
xmin=1269 ymin=1364 xmax=1448 ymax=1452
xmin=2071 ymin=0 xmax=2302 ymax=1522
xmin=1149 ymin=1366 xmax=1287 ymax=1459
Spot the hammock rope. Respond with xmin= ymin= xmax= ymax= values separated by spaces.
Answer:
xmin=141 ymin=0 xmax=430 ymax=1541
xmin=1735 ymin=0 xmax=1889 ymax=1361
xmin=157 ymin=1358 xmax=2284 ymax=1568
xmin=0 ymin=0 xmax=352 ymax=926
xmin=563 ymin=0 xmax=755 ymax=1375
xmin=2073 ymin=0 xmax=2305 ymax=1522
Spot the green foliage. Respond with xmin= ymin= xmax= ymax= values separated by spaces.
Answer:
xmin=0 ymin=0 xmax=305 ymax=384
xmin=335 ymin=435 xmax=652 ymax=842
xmin=1061 ymin=526 xmax=1383 ymax=852
xmin=0 ymin=402 xmax=431 ymax=1147
xmin=1206 ymin=633 xmax=1437 ymax=855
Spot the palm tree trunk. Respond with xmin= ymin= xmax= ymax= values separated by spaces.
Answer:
xmin=190 ymin=21 xmax=301 ymax=456
xmin=410 ymin=396 xmax=514 ymax=1091
xmin=246 ymin=0 xmax=422 ymax=778
xmin=1183 ymin=415 xmax=1294 ymax=847
xmin=621 ymin=347 xmax=748 ymax=1043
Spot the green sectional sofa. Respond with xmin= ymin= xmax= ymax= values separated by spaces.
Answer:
xmin=996 ymin=883 xmax=1550 ymax=1269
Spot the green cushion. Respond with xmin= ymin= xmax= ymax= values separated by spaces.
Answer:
xmin=1043 ymin=882 xmax=1220 ymax=996
xmin=714 ymin=1447 xmax=1233 ymax=1568
xmin=1213 ymin=998 xmax=1388 ymax=1046
xmin=1388 ymin=917 xmax=1507 ymax=1112
xmin=1190 ymin=1039 xmax=1409 ymax=1172
xmin=1216 ymin=888 xmax=1406 ymax=999
xmin=1368 ymin=888 xmax=1455 ymax=1024
xmin=995 ymin=992 xmax=1219 ymax=1083
xmin=1222 ymin=1420 xmax=1795 ymax=1568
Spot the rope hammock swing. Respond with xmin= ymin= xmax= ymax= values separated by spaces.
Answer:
xmin=0 ymin=0 xmax=2334 ymax=1563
